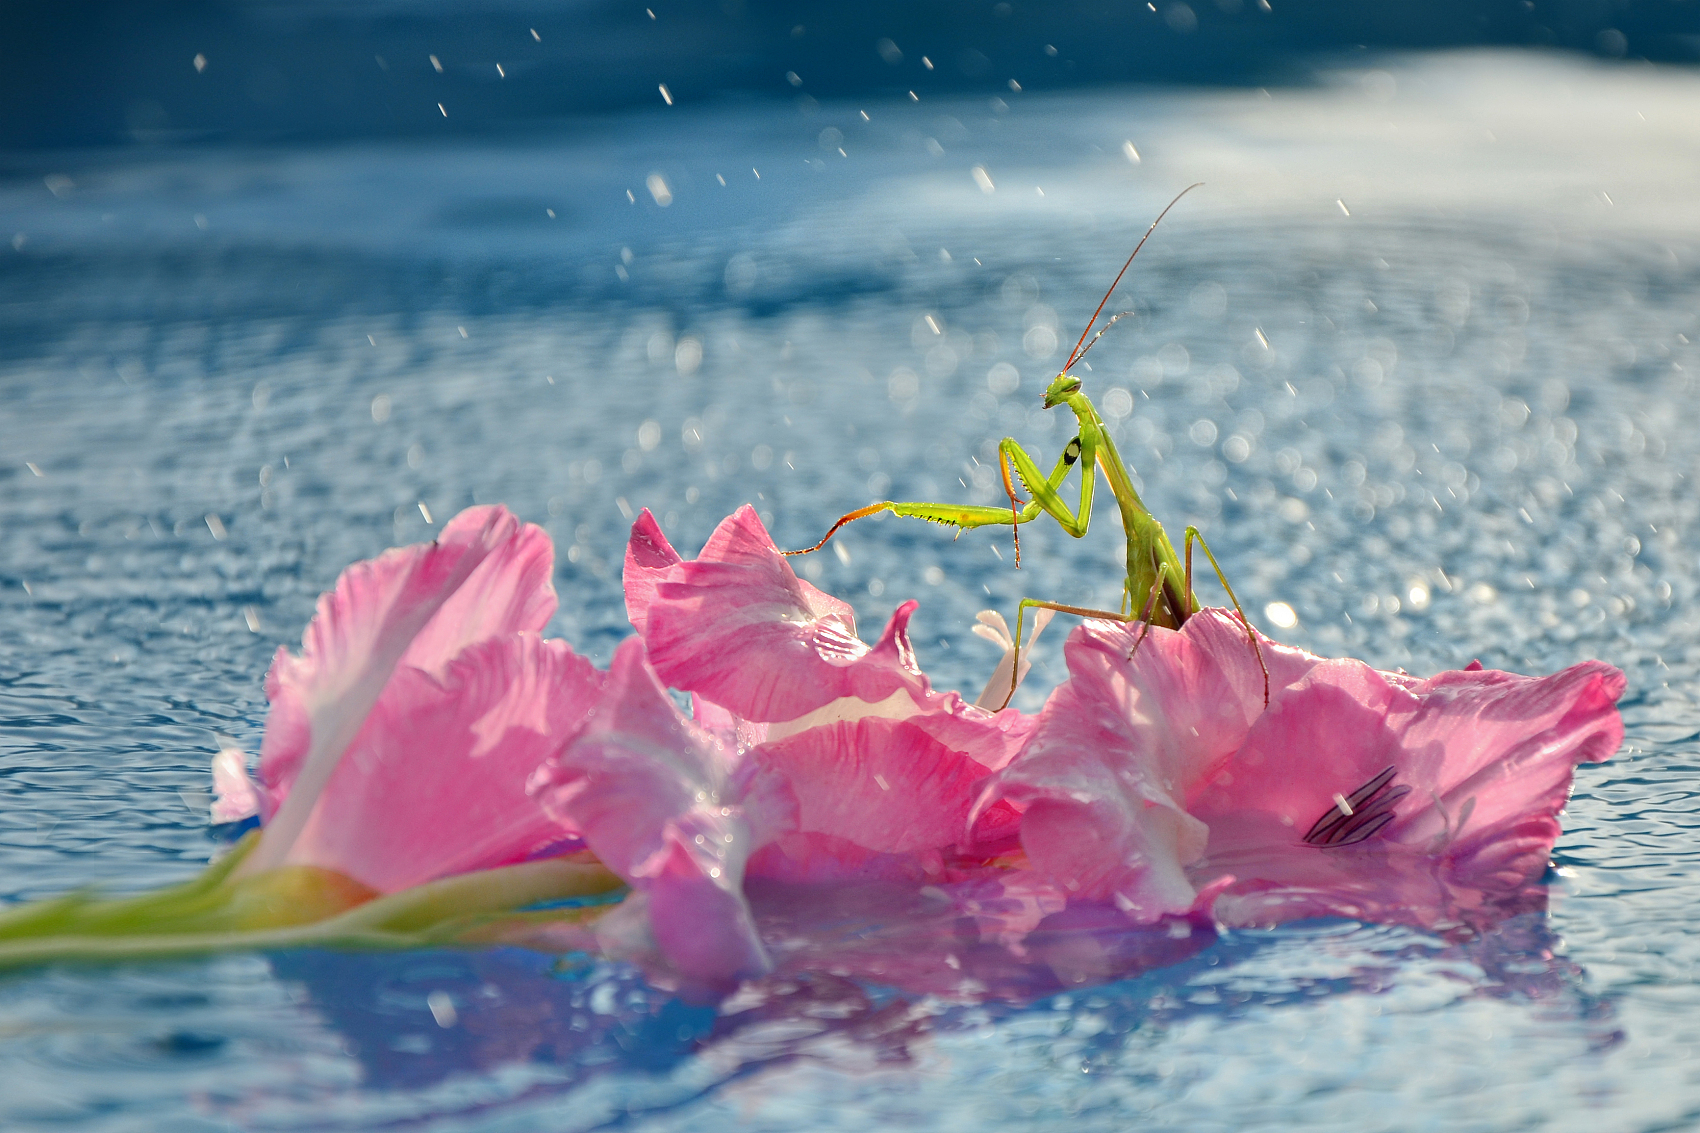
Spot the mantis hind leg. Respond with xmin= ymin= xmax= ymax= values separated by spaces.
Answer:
xmin=1125 ymin=559 xmax=1172 ymax=665
xmin=1183 ymin=526 xmax=1271 ymax=706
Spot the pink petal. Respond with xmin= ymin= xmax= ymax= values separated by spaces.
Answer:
xmin=629 ymin=509 xmax=1034 ymax=771
xmin=209 ymin=746 xmax=260 ymax=825
xmin=1014 ymin=796 xmax=1201 ymax=918
xmin=980 ymin=611 xmax=1316 ymax=920
xmin=746 ymin=832 xmax=935 ymax=884
xmin=280 ymin=634 xmax=602 ymax=893
xmin=988 ymin=606 xmax=1623 ymax=934
xmin=747 ymin=717 xmax=998 ymax=861
xmin=537 ymin=637 xmax=769 ymax=984
xmin=758 ymin=601 xmax=1034 ymax=771
xmin=657 ymin=511 xmax=1037 ymax=740
xmin=691 ymin=694 xmax=769 ymax=758
xmin=246 ymin=506 xmax=553 ymax=875
xmin=720 ymin=606 xmax=1035 ymax=882
xmin=622 ymin=508 xmax=683 ymax=638
xmin=619 ymin=508 xmax=1043 ymax=897
xmin=1188 ymin=657 xmax=1625 ymax=930
xmin=643 ymin=838 xmax=773 ymax=985
xmin=628 ymin=506 xmax=891 ymax=723
xmin=399 ymin=517 xmax=556 ymax=676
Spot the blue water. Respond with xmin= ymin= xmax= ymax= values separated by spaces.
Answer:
xmin=3 ymin=52 xmax=1699 ymax=1130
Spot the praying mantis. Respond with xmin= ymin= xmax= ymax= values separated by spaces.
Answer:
xmin=783 ymin=184 xmax=1270 ymax=710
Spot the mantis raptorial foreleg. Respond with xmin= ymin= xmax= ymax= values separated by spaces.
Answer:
xmin=781 ymin=500 xmax=1018 ymax=557
xmin=1000 ymin=437 xmax=1086 ymax=567
xmin=783 ymin=430 xmax=1119 ymax=712
xmin=782 ymin=433 xmax=1089 ymax=558
xmin=1000 ymin=434 xmax=1093 ymax=538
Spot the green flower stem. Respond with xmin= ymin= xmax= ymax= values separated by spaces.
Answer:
xmin=0 ymin=838 xmax=626 ymax=971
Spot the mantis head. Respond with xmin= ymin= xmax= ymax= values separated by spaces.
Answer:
xmin=1042 ymin=372 xmax=1082 ymax=408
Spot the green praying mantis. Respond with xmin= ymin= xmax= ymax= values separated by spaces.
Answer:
xmin=783 ymin=184 xmax=1270 ymax=710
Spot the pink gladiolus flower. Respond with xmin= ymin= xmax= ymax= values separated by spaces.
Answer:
xmin=206 ymin=501 xmax=1624 ymax=994
xmin=979 ymin=612 xmax=1625 ymax=935
xmin=218 ymin=505 xmax=599 ymax=892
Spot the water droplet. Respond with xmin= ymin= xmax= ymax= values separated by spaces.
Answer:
xmin=1023 ymin=326 xmax=1058 ymax=359
xmin=426 ymin=991 xmax=457 ymax=1027
xmin=675 ymin=337 xmax=703 ymax=375
xmin=987 ymin=363 xmax=1021 ymax=397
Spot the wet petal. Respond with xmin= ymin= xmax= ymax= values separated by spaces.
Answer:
xmin=282 ymin=635 xmax=602 ymax=893
xmin=1190 ymin=657 xmax=1625 ymax=930
xmin=622 ymin=507 xmax=683 ymax=638
xmin=538 ymin=637 xmax=770 ymax=984
xmin=627 ymin=506 xmax=907 ymax=723
xmin=247 ymin=506 xmax=553 ymax=874
xmin=209 ymin=746 xmax=259 ymax=825
xmin=630 ymin=507 xmax=1034 ymax=771
xmin=747 ymin=717 xmax=1000 ymax=865
xmin=399 ymin=515 xmax=556 ymax=676
xmin=979 ymin=610 xmax=1315 ymax=920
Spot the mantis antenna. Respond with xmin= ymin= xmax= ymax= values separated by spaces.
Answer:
xmin=1006 ymin=181 xmax=1204 ymax=569
xmin=1060 ymin=182 xmax=1205 ymax=375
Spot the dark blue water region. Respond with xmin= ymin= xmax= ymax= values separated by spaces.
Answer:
xmin=4 ymin=0 xmax=1696 ymax=149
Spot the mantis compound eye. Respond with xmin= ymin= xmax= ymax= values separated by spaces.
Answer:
xmin=1042 ymin=374 xmax=1082 ymax=407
